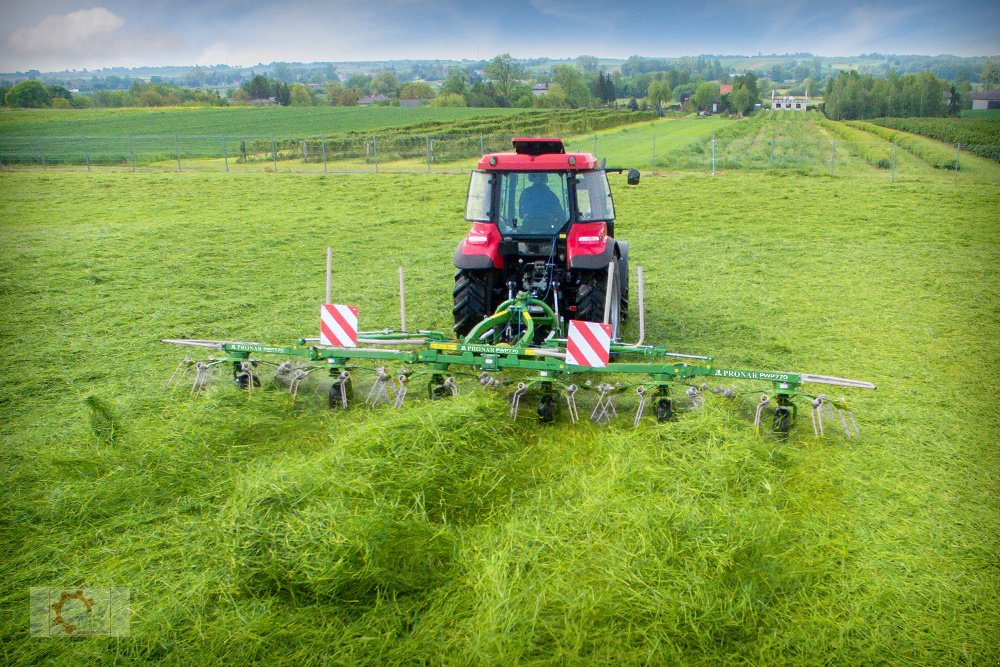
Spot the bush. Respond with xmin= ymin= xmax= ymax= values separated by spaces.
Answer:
xmin=5 ymin=80 xmax=51 ymax=108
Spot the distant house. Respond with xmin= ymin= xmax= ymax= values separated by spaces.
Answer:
xmin=400 ymin=99 xmax=422 ymax=107
xmin=971 ymin=89 xmax=1000 ymax=110
xmin=358 ymin=94 xmax=390 ymax=106
xmin=679 ymin=92 xmax=693 ymax=106
xmin=532 ymin=83 xmax=549 ymax=96
xmin=771 ymin=96 xmax=809 ymax=111
xmin=719 ymin=84 xmax=734 ymax=95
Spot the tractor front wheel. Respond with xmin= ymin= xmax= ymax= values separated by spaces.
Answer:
xmin=453 ymin=270 xmax=495 ymax=337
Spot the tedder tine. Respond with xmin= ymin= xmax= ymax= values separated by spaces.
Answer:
xmin=566 ymin=384 xmax=579 ymax=424
xmin=393 ymin=374 xmax=409 ymax=408
xmin=633 ymin=386 xmax=647 ymax=427
xmin=510 ymin=383 xmax=527 ymax=420
xmin=686 ymin=386 xmax=704 ymax=409
xmin=753 ymin=394 xmax=771 ymax=434
xmin=811 ymin=395 xmax=826 ymax=436
xmin=366 ymin=367 xmax=397 ymax=407
xmin=590 ymin=383 xmax=619 ymax=424
xmin=167 ymin=356 xmax=193 ymax=388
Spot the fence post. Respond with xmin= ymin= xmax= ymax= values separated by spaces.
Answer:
xmin=830 ymin=140 xmax=836 ymax=177
xmin=174 ymin=134 xmax=182 ymax=171
xmin=426 ymin=136 xmax=432 ymax=174
xmin=480 ymin=133 xmax=485 ymax=156
xmin=128 ymin=135 xmax=135 ymax=172
xmin=769 ymin=138 xmax=775 ymax=169
xmin=651 ymin=136 xmax=656 ymax=171
xmin=302 ymin=140 xmax=308 ymax=168
xmin=373 ymin=136 xmax=379 ymax=174
xmin=37 ymin=140 xmax=46 ymax=170
xmin=82 ymin=136 xmax=91 ymax=172
xmin=321 ymin=136 xmax=327 ymax=174
xmin=711 ymin=136 xmax=716 ymax=176
xmin=271 ymin=135 xmax=278 ymax=173
xmin=891 ymin=141 xmax=896 ymax=183
xmin=954 ymin=142 xmax=960 ymax=182
xmin=593 ymin=134 xmax=598 ymax=157
xmin=222 ymin=135 xmax=229 ymax=173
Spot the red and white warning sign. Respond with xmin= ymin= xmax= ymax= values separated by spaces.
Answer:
xmin=565 ymin=320 xmax=612 ymax=367
xmin=320 ymin=304 xmax=358 ymax=348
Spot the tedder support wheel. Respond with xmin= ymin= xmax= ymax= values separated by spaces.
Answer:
xmin=328 ymin=378 xmax=353 ymax=409
xmin=655 ymin=396 xmax=675 ymax=423
xmin=575 ymin=267 xmax=622 ymax=339
xmin=453 ymin=270 xmax=495 ymax=337
xmin=773 ymin=407 xmax=792 ymax=435
xmin=538 ymin=393 xmax=558 ymax=423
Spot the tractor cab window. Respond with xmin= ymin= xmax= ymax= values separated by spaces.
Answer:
xmin=574 ymin=171 xmax=615 ymax=221
xmin=465 ymin=171 xmax=492 ymax=222
xmin=498 ymin=172 xmax=570 ymax=235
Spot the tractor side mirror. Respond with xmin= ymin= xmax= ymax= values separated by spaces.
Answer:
xmin=627 ymin=169 xmax=640 ymax=186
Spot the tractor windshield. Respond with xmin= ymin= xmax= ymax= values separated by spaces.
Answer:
xmin=574 ymin=171 xmax=615 ymax=221
xmin=498 ymin=172 xmax=570 ymax=235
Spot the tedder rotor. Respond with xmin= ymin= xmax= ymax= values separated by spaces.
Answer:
xmin=162 ymin=138 xmax=875 ymax=435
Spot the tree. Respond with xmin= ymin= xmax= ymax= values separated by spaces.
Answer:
xmin=576 ymin=55 xmax=600 ymax=73
xmin=336 ymin=88 xmax=360 ymax=106
xmin=271 ymin=62 xmax=295 ymax=83
xmin=730 ymin=86 xmax=751 ymax=116
xmin=647 ymin=79 xmax=671 ymax=107
xmin=5 ymin=80 xmax=51 ymax=108
xmin=46 ymin=85 xmax=73 ymax=102
xmin=400 ymin=82 xmax=435 ymax=100
xmin=289 ymin=83 xmax=314 ymax=106
xmin=440 ymin=68 xmax=467 ymax=96
xmin=485 ymin=53 xmax=521 ymax=103
xmin=343 ymin=74 xmax=372 ymax=96
xmin=552 ymin=64 xmax=592 ymax=108
xmin=371 ymin=71 xmax=400 ymax=97
xmin=536 ymin=82 xmax=568 ymax=108
xmin=138 ymin=90 xmax=165 ymax=107
xmin=692 ymin=82 xmax=719 ymax=111
xmin=324 ymin=81 xmax=342 ymax=105
xmin=244 ymin=75 xmax=273 ymax=100
xmin=229 ymin=88 xmax=250 ymax=106
xmin=275 ymin=82 xmax=291 ymax=106
xmin=430 ymin=93 xmax=465 ymax=107
xmin=980 ymin=59 xmax=1000 ymax=90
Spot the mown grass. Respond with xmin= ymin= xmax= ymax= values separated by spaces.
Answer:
xmin=1 ymin=170 xmax=998 ymax=664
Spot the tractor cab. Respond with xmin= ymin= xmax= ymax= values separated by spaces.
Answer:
xmin=454 ymin=138 xmax=639 ymax=341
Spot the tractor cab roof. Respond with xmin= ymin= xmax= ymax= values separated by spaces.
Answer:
xmin=477 ymin=137 xmax=599 ymax=171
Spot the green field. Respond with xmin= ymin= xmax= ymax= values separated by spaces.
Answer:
xmin=1 ymin=167 xmax=998 ymax=664
xmin=0 ymin=106 xmax=529 ymax=139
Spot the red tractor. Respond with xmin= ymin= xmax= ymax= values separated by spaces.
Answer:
xmin=453 ymin=138 xmax=638 ymax=342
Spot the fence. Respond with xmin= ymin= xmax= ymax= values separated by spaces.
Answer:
xmin=1 ymin=132 xmax=997 ymax=182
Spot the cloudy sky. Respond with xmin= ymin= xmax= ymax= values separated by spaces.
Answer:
xmin=1 ymin=0 xmax=997 ymax=72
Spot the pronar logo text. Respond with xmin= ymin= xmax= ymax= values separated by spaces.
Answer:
xmin=714 ymin=369 xmax=790 ymax=381
xmin=229 ymin=344 xmax=287 ymax=354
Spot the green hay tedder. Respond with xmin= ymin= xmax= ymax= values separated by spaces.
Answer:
xmin=163 ymin=138 xmax=875 ymax=435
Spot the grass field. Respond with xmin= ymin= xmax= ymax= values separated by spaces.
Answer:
xmin=0 ymin=107 xmax=530 ymax=139
xmin=1 ymin=167 xmax=998 ymax=664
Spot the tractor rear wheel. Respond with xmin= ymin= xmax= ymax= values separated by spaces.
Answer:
xmin=453 ymin=270 xmax=494 ymax=337
xmin=574 ymin=267 xmax=622 ymax=339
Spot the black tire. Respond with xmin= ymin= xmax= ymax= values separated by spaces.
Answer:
xmin=655 ymin=396 xmax=675 ymax=422
xmin=773 ymin=406 xmax=792 ymax=435
xmin=328 ymin=379 xmax=353 ymax=409
xmin=453 ymin=270 xmax=494 ymax=337
xmin=617 ymin=242 xmax=629 ymax=323
xmin=574 ymin=268 xmax=621 ymax=339
xmin=235 ymin=372 xmax=260 ymax=390
xmin=538 ymin=394 xmax=558 ymax=423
